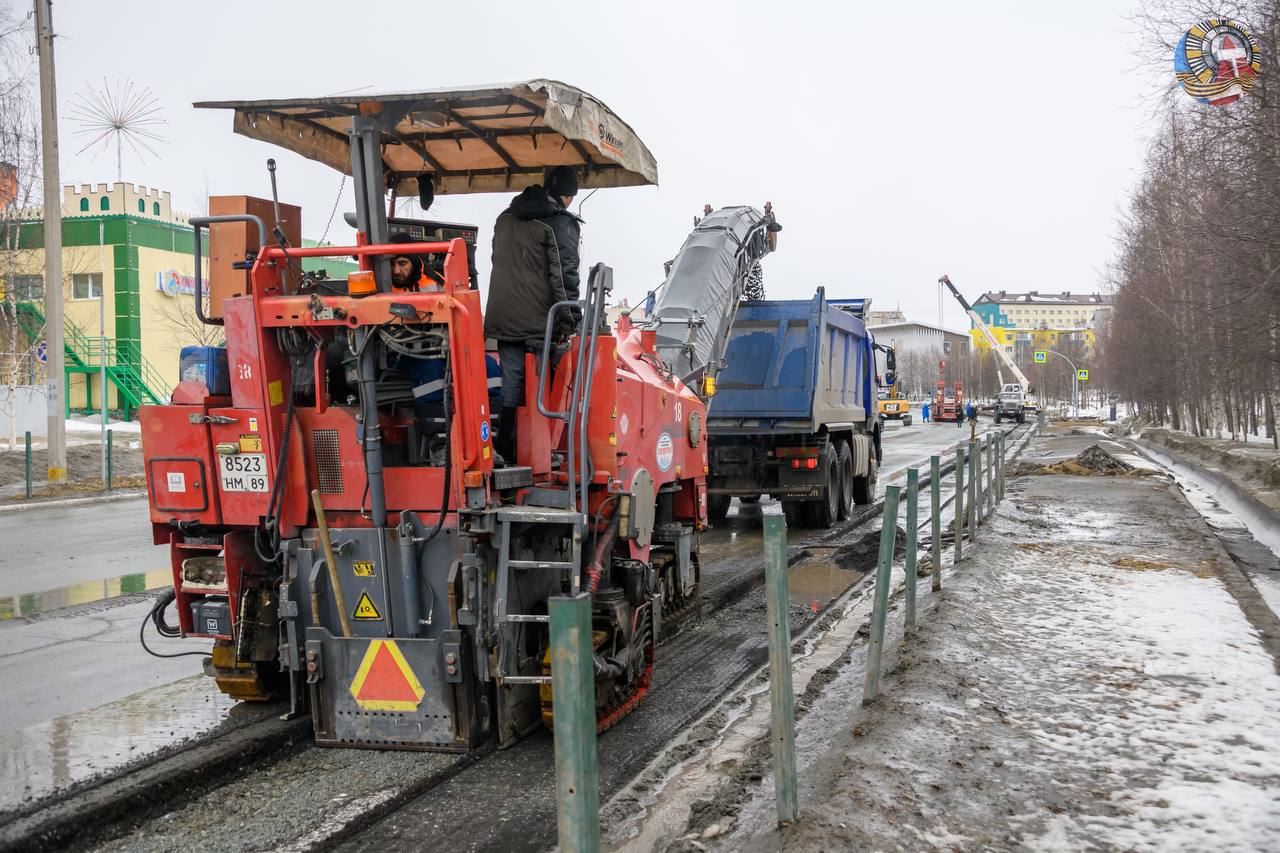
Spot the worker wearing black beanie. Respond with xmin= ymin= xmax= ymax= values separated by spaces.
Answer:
xmin=388 ymin=232 xmax=424 ymax=290
xmin=545 ymin=165 xmax=579 ymax=204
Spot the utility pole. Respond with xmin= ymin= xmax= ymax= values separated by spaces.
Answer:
xmin=34 ymin=0 xmax=66 ymax=483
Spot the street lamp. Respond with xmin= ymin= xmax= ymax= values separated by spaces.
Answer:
xmin=1046 ymin=350 xmax=1079 ymax=418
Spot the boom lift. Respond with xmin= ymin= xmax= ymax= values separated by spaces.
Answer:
xmin=138 ymin=81 xmax=711 ymax=751
xmin=938 ymin=274 xmax=1037 ymax=424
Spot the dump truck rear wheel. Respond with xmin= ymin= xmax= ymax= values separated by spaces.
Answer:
xmin=851 ymin=456 xmax=876 ymax=505
xmin=836 ymin=441 xmax=854 ymax=521
xmin=808 ymin=450 xmax=840 ymax=528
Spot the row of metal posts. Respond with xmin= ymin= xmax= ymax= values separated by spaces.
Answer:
xmin=549 ymin=429 xmax=1016 ymax=849
xmin=19 ymin=429 xmax=114 ymax=498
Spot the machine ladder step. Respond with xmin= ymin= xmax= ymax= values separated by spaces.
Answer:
xmin=507 ymin=559 xmax=576 ymax=570
xmin=502 ymin=675 xmax=552 ymax=685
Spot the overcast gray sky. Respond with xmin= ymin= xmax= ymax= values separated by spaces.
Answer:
xmin=43 ymin=0 xmax=1153 ymax=332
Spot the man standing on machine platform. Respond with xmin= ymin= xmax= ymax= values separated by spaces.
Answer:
xmin=485 ymin=165 xmax=582 ymax=465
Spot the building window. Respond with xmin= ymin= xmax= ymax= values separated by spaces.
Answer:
xmin=79 ymin=197 xmax=89 ymax=212
xmin=99 ymin=196 xmax=109 ymax=211
xmin=72 ymin=272 xmax=103 ymax=300
xmin=153 ymin=201 xmax=160 ymax=216
xmin=4 ymin=274 xmax=43 ymax=301
xmin=943 ymin=340 xmax=952 ymax=355
xmin=137 ymin=199 xmax=145 ymax=213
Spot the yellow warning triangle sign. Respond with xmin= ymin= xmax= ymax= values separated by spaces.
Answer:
xmin=352 ymin=591 xmax=383 ymax=620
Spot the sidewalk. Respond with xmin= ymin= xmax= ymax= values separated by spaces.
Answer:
xmin=613 ymin=430 xmax=1280 ymax=851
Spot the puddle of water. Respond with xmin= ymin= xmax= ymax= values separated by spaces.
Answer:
xmin=0 ymin=569 xmax=171 ymax=621
xmin=0 ymin=675 xmax=273 ymax=813
xmin=788 ymin=556 xmax=858 ymax=614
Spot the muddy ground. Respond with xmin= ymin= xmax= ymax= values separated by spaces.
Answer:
xmin=0 ymin=440 xmax=144 ymax=501
xmin=615 ymin=430 xmax=1280 ymax=852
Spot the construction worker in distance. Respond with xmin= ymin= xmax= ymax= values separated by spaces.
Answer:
xmin=922 ymin=401 xmax=930 ymax=423
xmin=485 ymin=165 xmax=583 ymax=465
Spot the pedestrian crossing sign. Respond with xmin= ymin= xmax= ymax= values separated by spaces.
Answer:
xmin=1033 ymin=351 xmax=1047 ymax=364
xmin=1077 ymin=369 xmax=1089 ymax=381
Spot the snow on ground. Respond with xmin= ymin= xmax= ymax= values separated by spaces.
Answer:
xmin=64 ymin=416 xmax=141 ymax=434
xmin=639 ymin=431 xmax=1280 ymax=852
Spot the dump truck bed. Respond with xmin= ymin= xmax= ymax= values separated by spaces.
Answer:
xmin=707 ymin=289 xmax=872 ymax=435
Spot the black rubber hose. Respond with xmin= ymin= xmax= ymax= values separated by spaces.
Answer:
xmin=139 ymin=589 xmax=210 ymax=659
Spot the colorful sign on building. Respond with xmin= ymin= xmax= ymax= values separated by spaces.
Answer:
xmin=155 ymin=269 xmax=202 ymax=298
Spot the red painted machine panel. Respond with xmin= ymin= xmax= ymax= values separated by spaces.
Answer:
xmin=141 ymin=405 xmax=221 ymax=525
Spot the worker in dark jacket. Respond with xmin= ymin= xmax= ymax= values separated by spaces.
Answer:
xmin=485 ymin=165 xmax=582 ymax=464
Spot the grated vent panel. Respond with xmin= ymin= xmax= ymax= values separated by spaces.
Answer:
xmin=313 ymin=429 xmax=344 ymax=494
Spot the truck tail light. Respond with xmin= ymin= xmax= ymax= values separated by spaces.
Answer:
xmin=777 ymin=446 xmax=820 ymax=459
xmin=789 ymin=458 xmax=819 ymax=470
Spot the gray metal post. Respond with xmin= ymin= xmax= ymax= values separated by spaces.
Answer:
xmin=954 ymin=447 xmax=964 ymax=562
xmin=106 ymin=428 xmax=113 ymax=490
xmin=930 ymin=455 xmax=942 ymax=592
xmin=24 ymin=431 xmax=32 ymax=498
xmin=969 ymin=439 xmax=979 ymax=541
xmin=763 ymin=515 xmax=797 ymax=826
xmin=864 ymin=486 xmax=900 ymax=704
xmin=550 ymin=593 xmax=601 ymax=853
xmin=985 ymin=435 xmax=994 ymax=518
xmin=904 ymin=468 xmax=918 ymax=634
xmin=997 ymin=433 xmax=1005 ymax=501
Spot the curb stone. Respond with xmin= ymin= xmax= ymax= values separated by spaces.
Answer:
xmin=0 ymin=490 xmax=146 ymax=514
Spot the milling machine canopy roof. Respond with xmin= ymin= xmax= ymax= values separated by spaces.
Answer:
xmin=195 ymin=80 xmax=658 ymax=197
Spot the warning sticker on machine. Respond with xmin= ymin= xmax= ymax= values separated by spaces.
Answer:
xmin=166 ymin=472 xmax=186 ymax=493
xmin=352 ymin=561 xmax=375 ymax=577
xmin=349 ymin=639 xmax=425 ymax=711
xmin=238 ymin=434 xmax=262 ymax=452
xmin=352 ymin=592 xmax=383 ymax=620
xmin=656 ymin=432 xmax=674 ymax=471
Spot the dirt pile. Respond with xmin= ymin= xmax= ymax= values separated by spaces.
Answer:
xmin=1016 ymin=444 xmax=1143 ymax=477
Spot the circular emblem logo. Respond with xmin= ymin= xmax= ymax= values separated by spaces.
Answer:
xmin=1175 ymin=19 xmax=1260 ymax=106
xmin=655 ymin=432 xmax=674 ymax=472
xmin=480 ymin=421 xmax=490 ymax=442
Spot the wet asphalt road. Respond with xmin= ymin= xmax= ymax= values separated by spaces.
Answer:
xmin=0 ymin=499 xmax=161 ymax=598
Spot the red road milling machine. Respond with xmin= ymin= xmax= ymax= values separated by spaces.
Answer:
xmin=138 ymin=82 xmax=746 ymax=750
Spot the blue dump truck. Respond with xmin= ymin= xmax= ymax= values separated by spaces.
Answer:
xmin=705 ymin=288 xmax=880 ymax=528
